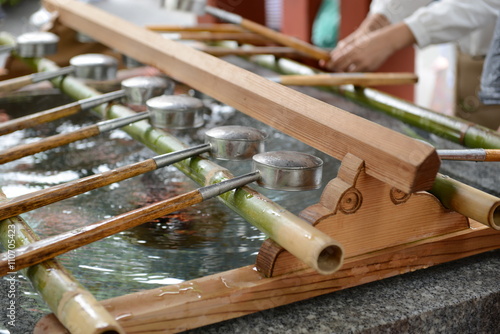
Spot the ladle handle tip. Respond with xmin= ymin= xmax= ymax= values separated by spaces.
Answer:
xmin=0 ymin=75 xmax=34 ymax=93
xmin=0 ymin=101 xmax=82 ymax=136
xmin=0 ymin=125 xmax=101 ymax=165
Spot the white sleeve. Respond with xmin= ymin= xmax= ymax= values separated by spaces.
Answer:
xmin=369 ymin=0 xmax=433 ymax=23
xmin=404 ymin=0 xmax=500 ymax=48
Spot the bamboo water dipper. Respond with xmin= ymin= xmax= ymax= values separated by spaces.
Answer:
xmin=0 ymin=89 xmax=124 ymax=136
xmin=0 ymin=152 xmax=344 ymax=277
xmin=0 ymin=111 xmax=153 ymax=164
xmin=0 ymin=126 xmax=267 ymax=220
xmin=0 ymin=75 xmax=172 ymax=136
xmin=0 ymin=53 xmax=118 ymax=95
xmin=0 ymin=31 xmax=59 ymax=56
xmin=0 ymin=31 xmax=60 ymax=93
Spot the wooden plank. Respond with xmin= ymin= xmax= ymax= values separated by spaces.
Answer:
xmin=146 ymin=23 xmax=245 ymax=33
xmin=42 ymin=0 xmax=440 ymax=193
xmin=35 ymin=223 xmax=500 ymax=333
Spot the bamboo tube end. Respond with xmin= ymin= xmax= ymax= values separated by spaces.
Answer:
xmin=315 ymin=243 xmax=344 ymax=275
xmin=491 ymin=203 xmax=500 ymax=230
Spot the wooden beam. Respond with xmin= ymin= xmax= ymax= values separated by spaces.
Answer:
xmin=42 ymin=0 xmax=440 ymax=193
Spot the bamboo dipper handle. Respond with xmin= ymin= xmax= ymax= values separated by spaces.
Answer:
xmin=437 ymin=149 xmax=500 ymax=161
xmin=278 ymin=72 xmax=419 ymax=86
xmin=0 ymin=190 xmax=204 ymax=276
xmin=485 ymin=149 xmax=500 ymax=161
xmin=0 ymin=74 xmax=35 ymax=93
xmin=0 ymin=159 xmax=158 ymax=221
xmin=0 ymin=125 xmax=101 ymax=165
xmin=240 ymin=18 xmax=330 ymax=60
xmin=0 ymin=102 xmax=82 ymax=136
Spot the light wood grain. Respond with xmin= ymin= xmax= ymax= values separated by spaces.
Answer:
xmin=147 ymin=23 xmax=244 ymax=33
xmin=0 ymin=125 xmax=100 ymax=164
xmin=485 ymin=149 xmax=500 ymax=161
xmin=0 ymin=74 xmax=34 ymax=93
xmin=0 ymin=102 xmax=81 ymax=136
xmin=259 ymin=154 xmax=470 ymax=276
xmin=42 ymin=0 xmax=440 ymax=193
xmin=0 ymin=159 xmax=157 ymax=221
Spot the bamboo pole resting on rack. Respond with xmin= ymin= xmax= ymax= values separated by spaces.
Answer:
xmin=430 ymin=174 xmax=500 ymax=230
xmin=0 ymin=191 xmax=124 ymax=334
xmin=271 ymin=72 xmax=419 ymax=87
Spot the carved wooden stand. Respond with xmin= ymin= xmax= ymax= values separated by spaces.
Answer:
xmin=36 ymin=154 xmax=500 ymax=333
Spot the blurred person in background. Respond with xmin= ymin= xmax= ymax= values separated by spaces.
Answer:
xmin=321 ymin=0 xmax=500 ymax=73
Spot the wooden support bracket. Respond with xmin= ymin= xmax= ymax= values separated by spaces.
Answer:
xmin=257 ymin=153 xmax=470 ymax=277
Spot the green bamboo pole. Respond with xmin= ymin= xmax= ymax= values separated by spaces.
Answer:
xmin=251 ymin=56 xmax=500 ymax=149
xmin=430 ymin=175 xmax=500 ymax=230
xmin=0 ymin=191 xmax=124 ymax=334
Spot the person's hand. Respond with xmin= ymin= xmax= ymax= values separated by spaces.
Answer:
xmin=318 ymin=13 xmax=390 ymax=69
xmin=321 ymin=22 xmax=416 ymax=72
xmin=322 ymin=29 xmax=395 ymax=72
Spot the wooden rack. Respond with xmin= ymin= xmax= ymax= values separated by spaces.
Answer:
xmin=0 ymin=0 xmax=497 ymax=332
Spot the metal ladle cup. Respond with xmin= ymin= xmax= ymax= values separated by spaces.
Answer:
xmin=121 ymin=76 xmax=175 ymax=107
xmin=69 ymin=53 xmax=119 ymax=81
xmin=146 ymin=94 xmax=206 ymax=130
xmin=0 ymin=31 xmax=59 ymax=57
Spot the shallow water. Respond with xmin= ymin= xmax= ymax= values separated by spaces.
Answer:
xmin=0 ymin=87 xmax=340 ymax=315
